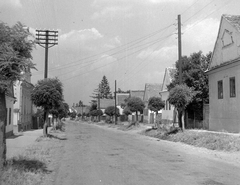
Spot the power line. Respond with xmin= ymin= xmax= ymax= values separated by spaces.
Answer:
xmin=32 ymin=23 xmax=174 ymax=75
xmin=182 ymin=0 xmax=216 ymax=24
xmin=60 ymin=33 xmax=174 ymax=82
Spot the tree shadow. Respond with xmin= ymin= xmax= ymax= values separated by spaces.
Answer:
xmin=47 ymin=133 xmax=67 ymax=140
xmin=5 ymin=157 xmax=52 ymax=174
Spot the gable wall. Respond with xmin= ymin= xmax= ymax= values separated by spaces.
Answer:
xmin=211 ymin=18 xmax=240 ymax=69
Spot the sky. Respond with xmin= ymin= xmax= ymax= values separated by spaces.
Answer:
xmin=0 ymin=0 xmax=239 ymax=106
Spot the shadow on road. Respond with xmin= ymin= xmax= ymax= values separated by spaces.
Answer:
xmin=5 ymin=157 xmax=52 ymax=174
xmin=47 ymin=133 xmax=67 ymax=140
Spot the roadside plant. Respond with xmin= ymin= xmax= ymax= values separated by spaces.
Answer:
xmin=127 ymin=97 xmax=145 ymax=123
xmin=105 ymin=106 xmax=120 ymax=123
xmin=31 ymin=78 xmax=64 ymax=137
xmin=148 ymin=96 xmax=165 ymax=128
xmin=168 ymin=84 xmax=195 ymax=130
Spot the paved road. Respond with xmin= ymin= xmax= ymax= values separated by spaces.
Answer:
xmin=54 ymin=121 xmax=240 ymax=185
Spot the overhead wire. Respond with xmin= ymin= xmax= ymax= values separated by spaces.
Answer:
xmin=60 ymin=33 xmax=175 ymax=82
xmin=32 ymin=23 xmax=174 ymax=75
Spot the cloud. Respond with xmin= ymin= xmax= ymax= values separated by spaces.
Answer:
xmin=91 ymin=6 xmax=133 ymax=20
xmin=137 ymin=45 xmax=177 ymax=62
xmin=59 ymin=28 xmax=103 ymax=41
xmin=147 ymin=0 xmax=194 ymax=4
xmin=182 ymin=18 xmax=219 ymax=54
xmin=90 ymin=54 xmax=117 ymax=72
xmin=0 ymin=0 xmax=22 ymax=7
xmin=103 ymin=36 xmax=122 ymax=49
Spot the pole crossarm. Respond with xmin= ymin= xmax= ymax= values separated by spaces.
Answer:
xmin=36 ymin=29 xmax=58 ymax=49
xmin=35 ymin=29 xmax=58 ymax=79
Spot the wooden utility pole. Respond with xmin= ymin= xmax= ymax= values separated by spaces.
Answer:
xmin=98 ymin=94 xmax=100 ymax=122
xmin=115 ymin=80 xmax=117 ymax=124
xmin=178 ymin=14 xmax=185 ymax=130
xmin=178 ymin=15 xmax=182 ymax=84
xmin=36 ymin=30 xmax=58 ymax=79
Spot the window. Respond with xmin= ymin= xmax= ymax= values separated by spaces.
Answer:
xmin=9 ymin=108 xmax=11 ymax=125
xmin=218 ymin=80 xmax=223 ymax=99
xmin=230 ymin=77 xmax=236 ymax=98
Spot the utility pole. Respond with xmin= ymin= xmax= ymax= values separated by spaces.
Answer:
xmin=98 ymin=94 xmax=100 ymax=122
xmin=178 ymin=15 xmax=182 ymax=84
xmin=36 ymin=29 xmax=58 ymax=79
xmin=178 ymin=15 xmax=185 ymax=130
xmin=115 ymin=80 xmax=117 ymax=125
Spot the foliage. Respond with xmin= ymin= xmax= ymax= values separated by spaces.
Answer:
xmin=58 ymin=102 xmax=69 ymax=119
xmin=77 ymin=113 xmax=82 ymax=117
xmin=97 ymin=109 xmax=103 ymax=116
xmin=90 ymin=75 xmax=113 ymax=102
xmin=90 ymin=109 xmax=98 ymax=117
xmin=105 ymin=106 xmax=120 ymax=117
xmin=123 ymin=106 xmax=132 ymax=116
xmin=168 ymin=51 xmax=211 ymax=116
xmin=127 ymin=97 xmax=145 ymax=114
xmin=90 ymin=102 xmax=97 ymax=111
xmin=117 ymin=88 xmax=130 ymax=93
xmin=31 ymin=78 xmax=63 ymax=111
xmin=69 ymin=111 xmax=76 ymax=119
xmin=148 ymin=96 xmax=165 ymax=113
xmin=0 ymin=22 xmax=35 ymax=90
xmin=99 ymin=75 xmax=113 ymax=99
xmin=168 ymin=84 xmax=194 ymax=111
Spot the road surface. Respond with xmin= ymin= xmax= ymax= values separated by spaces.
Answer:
xmin=53 ymin=121 xmax=240 ymax=185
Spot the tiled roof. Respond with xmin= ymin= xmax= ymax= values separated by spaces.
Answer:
xmin=99 ymin=99 xmax=115 ymax=109
xmin=223 ymin=14 xmax=240 ymax=32
xmin=116 ymin=93 xmax=129 ymax=106
xmin=143 ymin=83 xmax=162 ymax=102
xmin=130 ymin=90 xmax=144 ymax=100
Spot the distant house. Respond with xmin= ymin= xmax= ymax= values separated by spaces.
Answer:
xmin=5 ymin=83 xmax=15 ymax=137
xmin=116 ymin=93 xmax=130 ymax=114
xmin=99 ymin=99 xmax=115 ymax=113
xmin=206 ymin=14 xmax=240 ymax=133
xmin=13 ymin=69 xmax=34 ymax=132
xmin=129 ymin=90 xmax=144 ymax=100
xmin=159 ymin=67 xmax=176 ymax=124
xmin=143 ymin=83 xmax=162 ymax=123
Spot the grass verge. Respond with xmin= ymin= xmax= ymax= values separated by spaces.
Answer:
xmin=143 ymin=129 xmax=240 ymax=152
xmin=1 ymin=130 xmax=65 ymax=185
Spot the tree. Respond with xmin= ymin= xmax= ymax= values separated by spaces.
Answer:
xmin=127 ymin=97 xmax=145 ymax=123
xmin=0 ymin=22 xmax=35 ymax=168
xmin=105 ymin=106 xmax=120 ymax=123
xmin=31 ymin=78 xmax=63 ymax=136
xmin=123 ymin=106 xmax=132 ymax=116
xmin=148 ymin=96 xmax=165 ymax=128
xmin=168 ymin=84 xmax=195 ymax=130
xmin=168 ymin=51 xmax=211 ymax=119
xmin=99 ymin=75 xmax=113 ymax=99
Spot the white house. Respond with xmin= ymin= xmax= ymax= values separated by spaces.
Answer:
xmin=206 ymin=14 xmax=240 ymax=133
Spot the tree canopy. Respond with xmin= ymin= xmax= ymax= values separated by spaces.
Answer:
xmin=0 ymin=22 xmax=35 ymax=90
xmin=148 ymin=96 xmax=165 ymax=113
xmin=168 ymin=84 xmax=195 ymax=129
xmin=90 ymin=75 xmax=113 ymax=102
xmin=127 ymin=97 xmax=145 ymax=114
xmin=105 ymin=106 xmax=120 ymax=117
xmin=168 ymin=51 xmax=211 ymax=116
xmin=31 ymin=78 xmax=64 ymax=111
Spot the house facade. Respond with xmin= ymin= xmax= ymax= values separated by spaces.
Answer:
xmin=13 ymin=70 xmax=34 ymax=132
xmin=143 ymin=83 xmax=162 ymax=123
xmin=160 ymin=67 xmax=176 ymax=124
xmin=5 ymin=84 xmax=15 ymax=137
xmin=207 ymin=14 xmax=240 ymax=133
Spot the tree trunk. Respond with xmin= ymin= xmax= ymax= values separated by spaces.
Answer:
xmin=43 ymin=110 xmax=49 ymax=137
xmin=135 ymin=111 xmax=139 ymax=125
xmin=178 ymin=109 xmax=182 ymax=129
xmin=0 ymin=91 xmax=6 ymax=174
xmin=155 ymin=111 xmax=159 ymax=129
